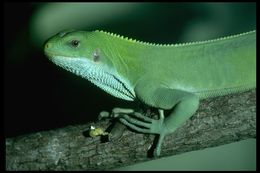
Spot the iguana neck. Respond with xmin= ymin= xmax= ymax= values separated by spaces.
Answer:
xmin=48 ymin=55 xmax=136 ymax=101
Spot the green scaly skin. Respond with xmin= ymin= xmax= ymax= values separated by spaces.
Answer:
xmin=44 ymin=29 xmax=256 ymax=157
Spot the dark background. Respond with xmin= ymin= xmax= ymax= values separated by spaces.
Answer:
xmin=4 ymin=3 xmax=256 ymax=138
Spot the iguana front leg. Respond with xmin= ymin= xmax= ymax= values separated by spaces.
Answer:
xmin=116 ymin=83 xmax=200 ymax=157
xmin=99 ymin=86 xmax=199 ymax=157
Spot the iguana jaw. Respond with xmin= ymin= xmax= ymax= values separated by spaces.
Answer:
xmin=48 ymin=55 xmax=136 ymax=101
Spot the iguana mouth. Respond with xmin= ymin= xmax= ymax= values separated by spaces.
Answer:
xmin=49 ymin=56 xmax=135 ymax=101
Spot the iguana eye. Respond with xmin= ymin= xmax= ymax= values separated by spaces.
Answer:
xmin=70 ymin=40 xmax=80 ymax=47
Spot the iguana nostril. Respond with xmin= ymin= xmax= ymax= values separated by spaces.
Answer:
xmin=45 ymin=42 xmax=53 ymax=49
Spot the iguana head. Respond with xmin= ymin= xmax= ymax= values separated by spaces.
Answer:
xmin=44 ymin=30 xmax=135 ymax=101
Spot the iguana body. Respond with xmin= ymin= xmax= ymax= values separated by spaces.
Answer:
xmin=44 ymin=30 xmax=256 ymax=157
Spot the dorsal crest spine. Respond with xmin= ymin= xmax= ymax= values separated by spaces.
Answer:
xmin=95 ymin=30 xmax=256 ymax=47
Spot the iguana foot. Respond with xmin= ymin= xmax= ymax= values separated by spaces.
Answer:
xmin=99 ymin=108 xmax=168 ymax=157
xmin=117 ymin=109 xmax=168 ymax=157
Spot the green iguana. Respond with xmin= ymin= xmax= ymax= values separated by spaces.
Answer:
xmin=44 ymin=29 xmax=256 ymax=157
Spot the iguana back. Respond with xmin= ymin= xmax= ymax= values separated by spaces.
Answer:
xmin=99 ymin=30 xmax=256 ymax=99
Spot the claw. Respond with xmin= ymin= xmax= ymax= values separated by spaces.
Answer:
xmin=98 ymin=111 xmax=110 ymax=120
xmin=153 ymin=147 xmax=160 ymax=158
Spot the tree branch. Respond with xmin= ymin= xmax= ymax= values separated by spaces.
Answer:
xmin=6 ymin=89 xmax=256 ymax=170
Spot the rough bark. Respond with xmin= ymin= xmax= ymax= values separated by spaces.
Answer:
xmin=5 ymin=89 xmax=256 ymax=171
